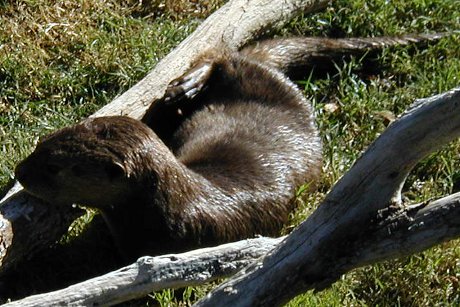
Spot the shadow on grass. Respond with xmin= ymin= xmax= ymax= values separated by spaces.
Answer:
xmin=0 ymin=214 xmax=123 ymax=303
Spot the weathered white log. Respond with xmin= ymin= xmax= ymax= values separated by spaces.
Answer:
xmin=194 ymin=87 xmax=460 ymax=306
xmin=357 ymin=192 xmax=460 ymax=263
xmin=92 ymin=0 xmax=329 ymax=119
xmin=3 ymin=236 xmax=283 ymax=307
xmin=7 ymin=187 xmax=460 ymax=306
xmin=0 ymin=0 xmax=329 ymax=275
xmin=0 ymin=182 xmax=82 ymax=274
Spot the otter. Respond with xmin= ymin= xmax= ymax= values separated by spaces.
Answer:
xmin=14 ymin=33 xmax=443 ymax=260
xmin=15 ymin=51 xmax=322 ymax=260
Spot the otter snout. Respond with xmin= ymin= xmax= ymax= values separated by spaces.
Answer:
xmin=15 ymin=157 xmax=33 ymax=187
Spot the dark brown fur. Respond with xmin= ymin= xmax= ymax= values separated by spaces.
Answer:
xmin=16 ymin=49 xmax=322 ymax=260
xmin=15 ymin=34 xmax=442 ymax=260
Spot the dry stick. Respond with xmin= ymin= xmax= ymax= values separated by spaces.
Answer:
xmin=5 ymin=190 xmax=460 ymax=306
xmin=357 ymin=192 xmax=460 ymax=264
xmin=0 ymin=183 xmax=82 ymax=274
xmin=0 ymin=0 xmax=329 ymax=275
xmin=92 ymin=0 xmax=329 ymax=119
xmin=3 ymin=237 xmax=283 ymax=307
xmin=194 ymin=87 xmax=460 ymax=306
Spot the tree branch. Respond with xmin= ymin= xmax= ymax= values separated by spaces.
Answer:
xmin=7 ymin=186 xmax=460 ymax=306
xmin=194 ymin=87 xmax=460 ymax=306
xmin=0 ymin=182 xmax=82 ymax=275
xmin=92 ymin=0 xmax=329 ymax=119
xmin=358 ymin=192 xmax=460 ymax=264
xmin=3 ymin=237 xmax=283 ymax=307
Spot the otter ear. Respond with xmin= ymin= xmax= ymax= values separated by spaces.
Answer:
xmin=84 ymin=119 xmax=112 ymax=139
xmin=105 ymin=162 xmax=126 ymax=179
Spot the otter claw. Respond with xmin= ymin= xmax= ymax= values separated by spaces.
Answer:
xmin=163 ymin=62 xmax=213 ymax=105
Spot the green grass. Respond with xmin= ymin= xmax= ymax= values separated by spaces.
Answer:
xmin=1 ymin=0 xmax=460 ymax=305
xmin=282 ymin=0 xmax=460 ymax=305
xmin=0 ymin=0 xmax=204 ymax=186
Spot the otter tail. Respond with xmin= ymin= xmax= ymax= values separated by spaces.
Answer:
xmin=240 ymin=33 xmax=448 ymax=76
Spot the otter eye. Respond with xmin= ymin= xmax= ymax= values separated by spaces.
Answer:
xmin=105 ymin=163 xmax=125 ymax=179
xmin=46 ymin=162 xmax=62 ymax=175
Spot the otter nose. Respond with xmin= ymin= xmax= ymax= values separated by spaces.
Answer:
xmin=15 ymin=160 xmax=28 ymax=183
xmin=15 ymin=155 xmax=41 ymax=185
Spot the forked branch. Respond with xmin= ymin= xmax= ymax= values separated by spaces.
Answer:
xmin=194 ymin=87 xmax=460 ymax=306
xmin=6 ymin=88 xmax=460 ymax=306
xmin=3 ymin=237 xmax=283 ymax=306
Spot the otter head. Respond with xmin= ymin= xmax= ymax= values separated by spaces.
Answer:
xmin=15 ymin=116 xmax=161 ymax=208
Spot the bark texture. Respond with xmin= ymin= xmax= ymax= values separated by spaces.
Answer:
xmin=194 ymin=87 xmax=460 ymax=306
xmin=3 ymin=237 xmax=283 ymax=306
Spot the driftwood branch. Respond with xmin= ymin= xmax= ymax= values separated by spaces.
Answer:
xmin=3 ymin=237 xmax=283 ymax=307
xmin=194 ymin=87 xmax=460 ymax=306
xmin=0 ymin=0 xmax=328 ymax=276
xmin=0 ymin=182 xmax=82 ymax=274
xmin=7 ymin=176 xmax=460 ymax=306
xmin=92 ymin=0 xmax=329 ymax=119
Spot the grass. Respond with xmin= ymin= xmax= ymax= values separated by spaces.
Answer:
xmin=1 ymin=0 xmax=460 ymax=305
xmin=0 ymin=0 xmax=206 ymax=186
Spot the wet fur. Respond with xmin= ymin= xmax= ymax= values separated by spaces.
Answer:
xmin=16 ymin=34 xmax=442 ymax=260
xmin=16 ymin=50 xmax=322 ymax=260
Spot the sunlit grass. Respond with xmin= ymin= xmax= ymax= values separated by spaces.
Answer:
xmin=284 ymin=0 xmax=460 ymax=305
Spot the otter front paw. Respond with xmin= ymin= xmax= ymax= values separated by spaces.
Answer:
xmin=163 ymin=59 xmax=214 ymax=105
